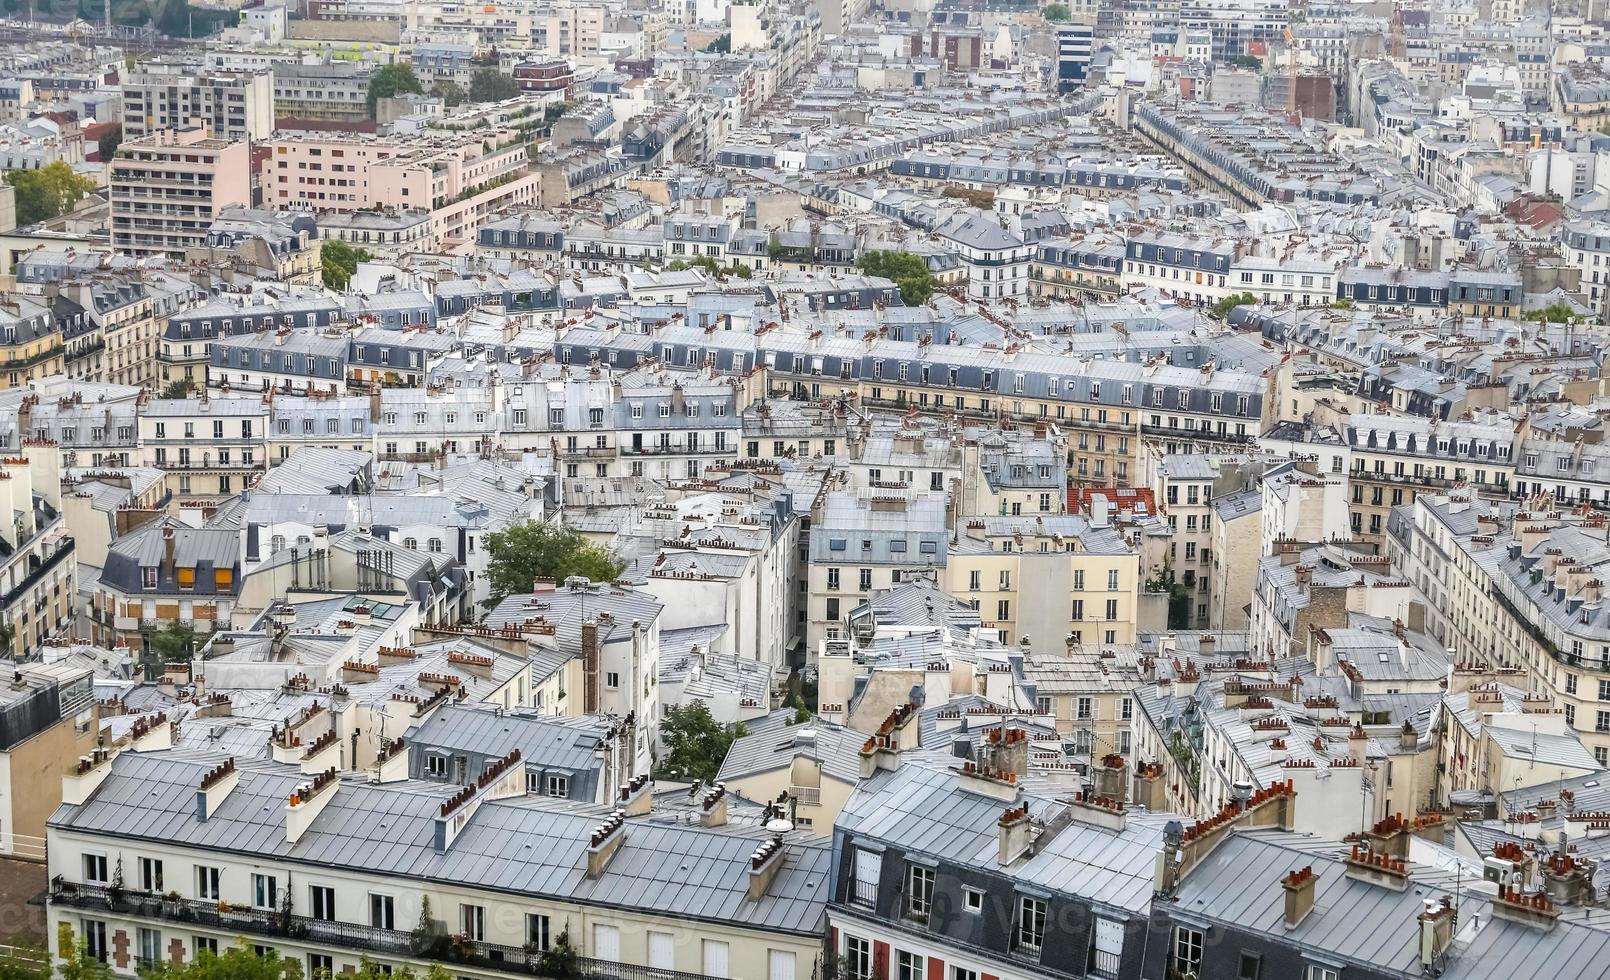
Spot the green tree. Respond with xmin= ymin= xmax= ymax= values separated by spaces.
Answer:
xmin=321 ymin=239 xmax=371 ymax=290
xmin=96 ymin=124 xmax=122 ymax=162
xmin=656 ymin=700 xmax=748 ymax=782
xmin=137 ymin=939 xmax=303 ymax=980
xmin=147 ymin=621 xmax=196 ymax=664
xmin=366 ymin=64 xmax=424 ymax=117
xmin=704 ymin=33 xmax=731 ymax=53
xmin=430 ymin=81 xmax=467 ymax=107
xmin=666 ymin=259 xmax=690 ymax=271
xmin=1525 ymin=302 xmax=1578 ymax=323
xmin=1209 ymin=291 xmax=1257 ymax=319
xmin=690 ymin=255 xmax=722 ymax=277
xmin=0 ymin=621 xmax=16 ymax=657
xmin=160 ymin=379 xmax=196 ymax=399
xmin=483 ymin=519 xmax=625 ymax=606
xmin=858 ymin=250 xmax=939 ymax=306
xmin=1043 ymin=3 xmax=1070 ymax=19
xmin=467 ymin=69 xmax=519 ymax=103
xmin=53 ymin=926 xmax=110 ymax=980
xmin=6 ymin=161 xmax=97 ymax=226
xmin=0 ymin=939 xmax=48 ymax=980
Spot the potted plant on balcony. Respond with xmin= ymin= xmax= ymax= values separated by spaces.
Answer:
xmin=409 ymin=897 xmax=451 ymax=959
xmin=535 ymin=929 xmax=576 ymax=978
xmin=447 ymin=933 xmax=474 ymax=962
xmin=163 ymin=889 xmax=184 ymax=918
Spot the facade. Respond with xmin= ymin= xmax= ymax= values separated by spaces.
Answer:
xmin=110 ymin=128 xmax=252 ymax=259
xmin=121 ymin=68 xmax=275 ymax=142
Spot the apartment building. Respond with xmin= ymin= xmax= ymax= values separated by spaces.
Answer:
xmin=138 ymin=395 xmax=270 ymax=501
xmin=262 ymin=131 xmax=540 ymax=247
xmin=0 ymin=441 xmax=75 ymax=659
xmin=0 ymin=295 xmax=63 ymax=389
xmin=121 ymin=67 xmax=275 ymax=142
xmin=92 ymin=520 xmax=241 ymax=655
xmin=806 ymin=492 xmax=949 ymax=652
xmin=0 ymin=659 xmax=96 ymax=859
xmin=1151 ymin=453 xmax=1261 ymax=629
xmin=110 ymin=128 xmax=252 ymax=259
xmin=941 ymin=515 xmax=1145 ymax=654
xmin=47 ymin=749 xmax=826 ymax=980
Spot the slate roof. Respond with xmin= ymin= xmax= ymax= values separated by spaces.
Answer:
xmin=52 ymin=749 xmax=828 ymax=935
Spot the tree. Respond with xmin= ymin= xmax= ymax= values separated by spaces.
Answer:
xmin=690 ymin=255 xmax=722 ymax=277
xmin=1209 ymin=291 xmax=1257 ymax=319
xmin=0 ymin=621 xmax=15 ymax=657
xmin=321 ymin=239 xmax=371 ymax=290
xmin=1525 ymin=302 xmax=1578 ymax=323
xmin=858 ymin=250 xmax=939 ymax=306
xmin=656 ymin=701 xmax=748 ymax=782
xmin=467 ymin=69 xmax=518 ymax=103
xmin=96 ymin=124 xmax=122 ymax=162
xmin=430 ymin=81 xmax=467 ymax=107
xmin=704 ymin=33 xmax=731 ymax=53
xmin=0 ymin=939 xmax=48 ymax=980
xmin=366 ymin=64 xmax=424 ymax=117
xmin=137 ymin=939 xmax=303 ymax=980
xmin=160 ymin=379 xmax=196 ymax=399
xmin=53 ymin=926 xmax=109 ymax=980
xmin=147 ymin=621 xmax=196 ymax=664
xmin=1043 ymin=3 xmax=1070 ymax=20
xmin=5 ymin=161 xmax=96 ymax=227
xmin=483 ymin=520 xmax=625 ymax=606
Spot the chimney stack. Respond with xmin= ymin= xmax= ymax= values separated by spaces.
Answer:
xmin=1282 ymin=865 xmax=1317 ymax=928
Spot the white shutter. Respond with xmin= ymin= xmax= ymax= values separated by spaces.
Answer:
xmin=648 ymin=932 xmax=675 ymax=971
xmin=855 ymin=848 xmax=881 ymax=887
xmin=592 ymin=924 xmax=620 ymax=963
xmin=702 ymin=940 xmax=730 ymax=979
xmin=1094 ymin=918 xmax=1124 ymax=976
xmin=768 ymin=950 xmax=797 ymax=980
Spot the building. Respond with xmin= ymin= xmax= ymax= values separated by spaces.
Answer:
xmin=1055 ymin=19 xmax=1094 ymax=91
xmin=110 ymin=128 xmax=252 ymax=259
xmin=0 ymin=658 xmax=97 ymax=860
xmin=0 ymin=441 xmax=75 ymax=659
xmin=47 ymin=748 xmax=828 ymax=980
xmin=121 ymin=67 xmax=275 ymax=142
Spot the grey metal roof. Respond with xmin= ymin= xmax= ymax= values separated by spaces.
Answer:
xmin=53 ymin=749 xmax=828 ymax=935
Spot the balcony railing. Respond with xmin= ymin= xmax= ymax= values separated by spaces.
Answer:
xmin=48 ymin=882 xmax=711 ymax=980
xmin=1 ymin=537 xmax=73 ymax=607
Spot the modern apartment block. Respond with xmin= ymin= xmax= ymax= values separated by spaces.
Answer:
xmin=261 ymin=131 xmax=540 ymax=248
xmin=121 ymin=67 xmax=275 ymax=142
xmin=109 ymin=128 xmax=251 ymax=259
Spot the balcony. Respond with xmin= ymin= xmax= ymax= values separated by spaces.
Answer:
xmin=621 ymin=443 xmax=733 ymax=456
xmin=1 ymin=537 xmax=73 ymax=608
xmin=49 ymin=882 xmax=712 ymax=980
xmin=788 ymin=785 xmax=821 ymax=805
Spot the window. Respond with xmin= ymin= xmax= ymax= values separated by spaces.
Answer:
xmin=83 ymin=854 xmax=107 ymax=884
xmin=963 ymin=886 xmax=984 ymax=912
xmin=194 ymin=937 xmax=218 ymax=957
xmin=460 ymin=904 xmax=485 ymax=941
xmin=852 ymin=848 xmax=880 ymax=907
xmin=527 ymin=914 xmax=551 ymax=951
xmin=1237 ymin=952 xmax=1261 ymax=980
xmin=1077 ymin=697 xmax=1093 ymax=719
xmin=1091 ymin=918 xmax=1123 ymax=978
xmin=547 ymin=775 xmax=569 ymax=797
xmin=138 ymin=857 xmax=163 ymax=892
xmin=370 ymin=894 xmax=395 ymax=930
xmin=308 ymin=954 xmax=333 ymax=979
xmin=907 ymin=864 xmax=934 ymax=920
xmin=845 ymin=937 xmax=871 ymax=980
xmin=702 ymin=940 xmax=729 ymax=979
xmin=1108 ymin=569 xmax=1120 ymax=590
xmin=137 ymin=927 xmax=162 ymax=965
xmin=859 ymin=568 xmax=872 ymax=591
xmin=196 ymin=866 xmax=220 ymax=901
xmin=251 ymin=873 xmax=277 ymax=910
xmin=425 ymin=754 xmax=447 ymax=778
xmin=309 ymin=885 xmax=335 ymax=921
xmin=1017 ymin=896 xmax=1046 ymax=951
xmin=82 ymin=919 xmax=107 ymax=963
xmin=606 ymin=671 xmax=620 ymax=689
xmin=952 ymin=969 xmax=978 ymax=980
xmin=1172 ymin=927 xmax=1203 ymax=977
xmin=1305 ymin=967 xmax=1339 ymax=980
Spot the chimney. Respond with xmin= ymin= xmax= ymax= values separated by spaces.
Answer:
xmin=1093 ymin=753 xmax=1127 ymax=801
xmin=586 ymin=810 xmax=628 ymax=878
xmin=985 ymin=727 xmax=1030 ymax=779
xmin=300 ymin=729 xmax=342 ymax=774
xmin=1132 ymin=761 xmax=1167 ymax=810
xmin=997 ymin=804 xmax=1032 ymax=865
xmin=581 ymin=619 xmax=600 ymax=713
xmin=618 ymin=774 xmax=652 ymax=816
xmin=285 ymin=768 xmax=340 ymax=844
xmin=1418 ymin=897 xmax=1455 ymax=970
xmin=162 ymin=523 xmax=177 ymax=571
xmin=699 ymin=784 xmax=729 ymax=827
xmin=1282 ymin=865 xmax=1317 ymax=928
xmin=62 ymin=746 xmax=118 ymax=806
xmin=373 ymin=737 xmax=410 ymax=784
xmin=747 ymin=836 xmax=787 ymax=900
xmin=127 ymin=712 xmax=173 ymax=752
xmin=195 ymin=758 xmax=239 ymax=821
